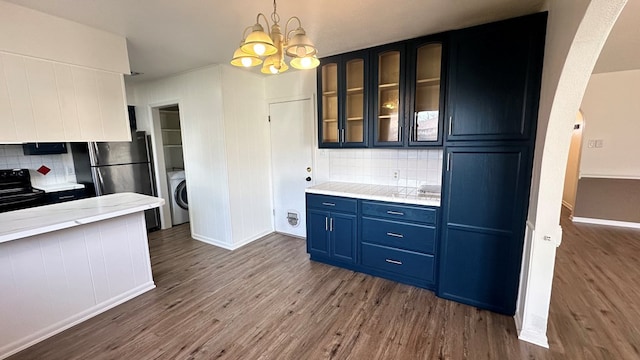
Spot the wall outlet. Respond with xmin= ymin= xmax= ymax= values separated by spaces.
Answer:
xmin=392 ymin=170 xmax=399 ymax=180
xmin=587 ymin=140 xmax=595 ymax=148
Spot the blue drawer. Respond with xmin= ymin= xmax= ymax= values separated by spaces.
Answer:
xmin=362 ymin=217 xmax=436 ymax=254
xmin=306 ymin=194 xmax=357 ymax=213
xmin=361 ymin=243 xmax=435 ymax=282
xmin=361 ymin=201 xmax=437 ymax=224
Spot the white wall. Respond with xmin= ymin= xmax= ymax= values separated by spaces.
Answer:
xmin=127 ymin=66 xmax=232 ymax=245
xmin=580 ymin=69 xmax=640 ymax=178
xmin=221 ymin=66 xmax=273 ymax=248
xmin=127 ymin=65 xmax=273 ymax=249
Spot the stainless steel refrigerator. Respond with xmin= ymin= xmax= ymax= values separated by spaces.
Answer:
xmin=71 ymin=131 xmax=160 ymax=230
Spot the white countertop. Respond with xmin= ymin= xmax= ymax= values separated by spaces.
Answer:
xmin=32 ymin=182 xmax=85 ymax=193
xmin=0 ymin=193 xmax=164 ymax=243
xmin=306 ymin=182 xmax=441 ymax=207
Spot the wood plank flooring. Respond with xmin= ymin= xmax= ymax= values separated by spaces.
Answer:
xmin=9 ymin=208 xmax=640 ymax=359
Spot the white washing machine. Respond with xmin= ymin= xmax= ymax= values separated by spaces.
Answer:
xmin=167 ymin=170 xmax=189 ymax=225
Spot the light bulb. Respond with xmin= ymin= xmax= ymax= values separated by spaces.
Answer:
xmin=241 ymin=57 xmax=252 ymax=67
xmin=300 ymin=57 xmax=312 ymax=68
xmin=269 ymin=65 xmax=278 ymax=74
xmin=253 ymin=43 xmax=266 ymax=56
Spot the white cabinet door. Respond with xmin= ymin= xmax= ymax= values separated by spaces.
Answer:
xmin=0 ymin=52 xmax=130 ymax=142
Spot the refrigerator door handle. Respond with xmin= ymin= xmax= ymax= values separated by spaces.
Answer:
xmin=91 ymin=168 xmax=105 ymax=196
xmin=89 ymin=142 xmax=100 ymax=166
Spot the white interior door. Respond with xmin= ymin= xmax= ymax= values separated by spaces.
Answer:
xmin=269 ymin=99 xmax=314 ymax=237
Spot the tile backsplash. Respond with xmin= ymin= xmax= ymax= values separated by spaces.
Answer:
xmin=316 ymin=149 xmax=443 ymax=187
xmin=0 ymin=144 xmax=77 ymax=185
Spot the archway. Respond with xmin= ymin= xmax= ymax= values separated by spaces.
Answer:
xmin=515 ymin=0 xmax=628 ymax=348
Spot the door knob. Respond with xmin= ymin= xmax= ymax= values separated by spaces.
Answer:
xmin=305 ymin=177 xmax=312 ymax=182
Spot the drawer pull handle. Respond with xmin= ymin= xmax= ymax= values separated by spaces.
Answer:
xmin=386 ymin=210 xmax=404 ymax=216
xmin=386 ymin=232 xmax=404 ymax=238
xmin=385 ymin=259 xmax=403 ymax=265
xmin=58 ymin=195 xmax=75 ymax=200
xmin=322 ymin=202 xmax=336 ymax=206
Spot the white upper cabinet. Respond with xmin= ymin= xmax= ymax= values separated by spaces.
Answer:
xmin=0 ymin=53 xmax=130 ymax=142
xmin=0 ymin=1 xmax=131 ymax=142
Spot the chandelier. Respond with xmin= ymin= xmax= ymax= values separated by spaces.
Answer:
xmin=230 ymin=0 xmax=320 ymax=74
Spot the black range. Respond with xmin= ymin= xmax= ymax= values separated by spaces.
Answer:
xmin=0 ymin=169 xmax=46 ymax=213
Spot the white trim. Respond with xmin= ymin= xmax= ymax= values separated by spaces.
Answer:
xmin=275 ymin=231 xmax=306 ymax=240
xmin=561 ymin=200 xmax=573 ymax=211
xmin=518 ymin=328 xmax=549 ymax=349
xmin=233 ymin=229 xmax=274 ymax=249
xmin=579 ymin=173 xmax=640 ymax=180
xmin=192 ymin=230 xmax=274 ymax=251
xmin=572 ymin=217 xmax=640 ymax=229
xmin=0 ymin=282 xmax=155 ymax=360
xmin=514 ymin=311 xmax=524 ymax=335
xmin=192 ymin=233 xmax=234 ymax=250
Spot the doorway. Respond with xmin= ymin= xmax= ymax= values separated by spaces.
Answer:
xmin=269 ymin=99 xmax=314 ymax=238
xmin=158 ymin=105 xmax=189 ymax=227
xmin=562 ymin=111 xmax=584 ymax=215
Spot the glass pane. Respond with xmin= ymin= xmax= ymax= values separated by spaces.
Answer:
xmin=414 ymin=44 xmax=441 ymax=142
xmin=345 ymin=58 xmax=364 ymax=143
xmin=322 ymin=63 xmax=339 ymax=143
xmin=378 ymin=51 xmax=400 ymax=142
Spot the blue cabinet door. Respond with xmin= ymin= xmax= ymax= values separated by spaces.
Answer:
xmin=445 ymin=13 xmax=546 ymax=142
xmin=307 ymin=209 xmax=330 ymax=257
xmin=438 ymin=146 xmax=532 ymax=315
xmin=331 ymin=212 xmax=356 ymax=263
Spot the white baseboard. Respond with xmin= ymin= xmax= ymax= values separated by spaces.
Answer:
xmin=192 ymin=229 xmax=274 ymax=251
xmin=0 ymin=282 xmax=155 ymax=360
xmin=518 ymin=328 xmax=549 ymax=348
xmin=572 ymin=217 xmax=640 ymax=230
xmin=275 ymin=231 xmax=306 ymax=240
xmin=233 ymin=229 xmax=274 ymax=249
xmin=513 ymin=312 xmax=549 ymax=348
xmin=514 ymin=312 xmax=524 ymax=333
xmin=191 ymin=234 xmax=235 ymax=250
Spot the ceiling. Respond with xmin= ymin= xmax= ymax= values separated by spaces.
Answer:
xmin=2 ymin=0 xmax=637 ymax=81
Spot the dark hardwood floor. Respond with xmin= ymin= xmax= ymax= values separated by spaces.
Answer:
xmin=9 ymin=209 xmax=640 ymax=359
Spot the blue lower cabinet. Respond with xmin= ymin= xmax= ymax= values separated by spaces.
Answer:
xmin=361 ymin=217 xmax=436 ymax=254
xmin=306 ymin=193 xmax=439 ymax=290
xmin=307 ymin=210 xmax=331 ymax=257
xmin=306 ymin=194 xmax=357 ymax=265
xmin=361 ymin=242 xmax=435 ymax=282
xmin=331 ymin=212 xmax=357 ymax=263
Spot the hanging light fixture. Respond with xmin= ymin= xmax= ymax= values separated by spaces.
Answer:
xmin=230 ymin=0 xmax=319 ymax=74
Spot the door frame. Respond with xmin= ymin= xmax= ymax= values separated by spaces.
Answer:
xmin=267 ymin=95 xmax=317 ymax=236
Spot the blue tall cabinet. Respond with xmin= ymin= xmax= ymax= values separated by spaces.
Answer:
xmin=438 ymin=13 xmax=547 ymax=315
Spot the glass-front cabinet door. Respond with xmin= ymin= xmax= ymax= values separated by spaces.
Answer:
xmin=372 ymin=44 xmax=405 ymax=147
xmin=408 ymin=39 xmax=444 ymax=146
xmin=317 ymin=52 xmax=368 ymax=148
xmin=318 ymin=58 xmax=339 ymax=146
xmin=342 ymin=58 xmax=366 ymax=145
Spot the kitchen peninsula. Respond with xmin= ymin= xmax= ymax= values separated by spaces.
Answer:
xmin=0 ymin=193 xmax=164 ymax=359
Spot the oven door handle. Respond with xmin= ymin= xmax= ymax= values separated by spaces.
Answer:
xmin=0 ymin=196 xmax=44 ymax=208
